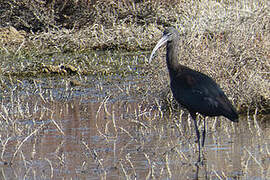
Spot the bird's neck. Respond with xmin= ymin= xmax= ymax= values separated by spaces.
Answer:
xmin=166 ymin=40 xmax=180 ymax=78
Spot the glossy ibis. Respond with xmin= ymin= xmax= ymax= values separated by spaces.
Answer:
xmin=149 ymin=27 xmax=238 ymax=162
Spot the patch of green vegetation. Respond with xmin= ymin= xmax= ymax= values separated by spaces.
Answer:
xmin=0 ymin=50 xmax=147 ymax=79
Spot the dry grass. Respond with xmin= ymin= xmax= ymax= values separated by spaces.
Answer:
xmin=0 ymin=0 xmax=269 ymax=112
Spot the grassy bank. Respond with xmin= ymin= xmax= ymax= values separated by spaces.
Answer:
xmin=0 ymin=0 xmax=269 ymax=113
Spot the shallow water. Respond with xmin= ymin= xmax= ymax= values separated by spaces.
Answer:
xmin=0 ymin=55 xmax=269 ymax=179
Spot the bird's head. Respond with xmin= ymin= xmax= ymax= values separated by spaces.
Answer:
xmin=149 ymin=27 xmax=180 ymax=63
xmin=163 ymin=27 xmax=180 ymax=42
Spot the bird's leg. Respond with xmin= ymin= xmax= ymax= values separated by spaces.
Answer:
xmin=202 ymin=118 xmax=206 ymax=147
xmin=191 ymin=113 xmax=201 ymax=162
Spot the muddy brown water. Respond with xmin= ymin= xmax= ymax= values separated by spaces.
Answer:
xmin=0 ymin=73 xmax=269 ymax=179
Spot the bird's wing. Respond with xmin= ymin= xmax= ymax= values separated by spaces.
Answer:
xmin=172 ymin=71 xmax=238 ymax=121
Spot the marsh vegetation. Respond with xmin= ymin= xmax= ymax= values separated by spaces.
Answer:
xmin=0 ymin=0 xmax=269 ymax=179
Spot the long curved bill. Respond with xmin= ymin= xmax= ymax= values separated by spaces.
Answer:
xmin=149 ymin=34 xmax=169 ymax=63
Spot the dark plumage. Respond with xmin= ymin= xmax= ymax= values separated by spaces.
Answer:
xmin=149 ymin=27 xmax=238 ymax=162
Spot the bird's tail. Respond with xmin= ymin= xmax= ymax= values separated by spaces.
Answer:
xmin=224 ymin=106 xmax=239 ymax=122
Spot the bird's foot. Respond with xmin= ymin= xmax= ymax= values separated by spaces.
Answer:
xmin=195 ymin=149 xmax=205 ymax=166
xmin=195 ymin=160 xmax=204 ymax=166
